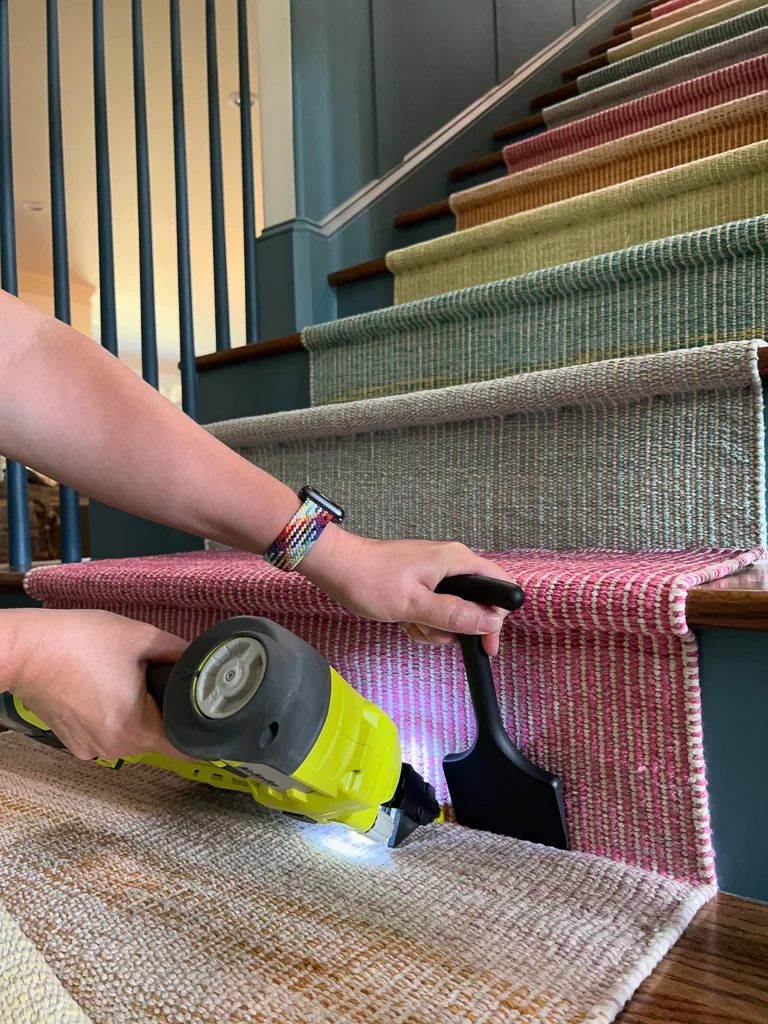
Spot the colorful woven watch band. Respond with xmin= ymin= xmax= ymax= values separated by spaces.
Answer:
xmin=264 ymin=497 xmax=335 ymax=572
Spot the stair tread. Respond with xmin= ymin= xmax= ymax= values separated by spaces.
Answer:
xmin=687 ymin=560 xmax=768 ymax=628
xmin=394 ymin=198 xmax=452 ymax=229
xmin=564 ymin=53 xmax=609 ymax=80
xmin=194 ymin=333 xmax=302 ymax=371
xmin=327 ymin=257 xmax=389 ymax=287
xmin=448 ymin=150 xmax=506 ymax=182
xmin=531 ymin=81 xmax=579 ymax=111
xmin=615 ymin=12 xmax=653 ymax=33
xmin=591 ymin=30 xmax=632 ymax=57
xmin=492 ymin=111 xmax=545 ymax=142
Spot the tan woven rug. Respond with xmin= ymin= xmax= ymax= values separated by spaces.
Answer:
xmin=0 ymin=734 xmax=713 ymax=1024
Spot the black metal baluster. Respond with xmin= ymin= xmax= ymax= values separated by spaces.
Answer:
xmin=93 ymin=0 xmax=117 ymax=355
xmin=47 ymin=0 xmax=81 ymax=563
xmin=206 ymin=0 xmax=230 ymax=351
xmin=237 ymin=0 xmax=258 ymax=343
xmin=0 ymin=0 xmax=30 ymax=573
xmin=170 ymin=0 xmax=197 ymax=419
xmin=131 ymin=0 xmax=158 ymax=389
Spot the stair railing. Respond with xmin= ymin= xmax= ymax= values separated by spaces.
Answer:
xmin=0 ymin=0 xmax=260 ymax=572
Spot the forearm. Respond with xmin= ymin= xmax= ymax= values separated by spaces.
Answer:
xmin=0 ymin=292 xmax=318 ymax=557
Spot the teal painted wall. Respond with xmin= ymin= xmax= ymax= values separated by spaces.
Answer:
xmin=290 ymin=0 xmax=613 ymax=224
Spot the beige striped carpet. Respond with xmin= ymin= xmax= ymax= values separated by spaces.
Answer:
xmin=0 ymin=733 xmax=713 ymax=1024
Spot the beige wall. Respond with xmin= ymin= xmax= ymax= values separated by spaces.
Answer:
xmin=18 ymin=270 xmax=94 ymax=338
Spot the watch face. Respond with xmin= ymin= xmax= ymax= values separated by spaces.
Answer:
xmin=300 ymin=486 xmax=345 ymax=524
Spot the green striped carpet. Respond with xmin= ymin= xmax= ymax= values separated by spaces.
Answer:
xmin=305 ymin=216 xmax=768 ymax=407
xmin=387 ymin=139 xmax=768 ymax=304
xmin=208 ymin=341 xmax=766 ymax=553
xmin=580 ymin=3 xmax=768 ymax=92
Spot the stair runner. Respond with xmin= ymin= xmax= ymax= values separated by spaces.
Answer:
xmin=455 ymin=90 xmax=768 ymax=227
xmin=389 ymin=139 xmax=768 ymax=303
xmin=607 ymin=0 xmax=765 ymax=64
xmin=632 ymin=0 xmax=740 ymax=39
xmin=306 ymin=216 xmax=768 ymax=406
xmin=574 ymin=4 xmax=768 ymax=94
xmin=506 ymin=53 xmax=768 ymax=173
xmin=12 ymin=3 xmax=768 ymax=1019
xmin=545 ymin=23 xmax=768 ymax=126
xmin=655 ymin=0 xmax=712 ymax=16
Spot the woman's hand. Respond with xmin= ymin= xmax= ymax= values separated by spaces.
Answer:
xmin=301 ymin=533 xmax=514 ymax=656
xmin=4 ymin=609 xmax=190 ymax=761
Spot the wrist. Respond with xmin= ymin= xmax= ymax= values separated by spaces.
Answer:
xmin=0 ymin=609 xmax=42 ymax=699
xmin=297 ymin=524 xmax=362 ymax=589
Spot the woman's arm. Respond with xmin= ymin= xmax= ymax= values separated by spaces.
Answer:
xmin=0 ymin=291 xmax=510 ymax=649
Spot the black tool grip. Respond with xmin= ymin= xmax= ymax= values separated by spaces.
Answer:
xmin=435 ymin=574 xmax=524 ymax=612
xmin=146 ymin=663 xmax=174 ymax=710
xmin=435 ymin=574 xmax=524 ymax=737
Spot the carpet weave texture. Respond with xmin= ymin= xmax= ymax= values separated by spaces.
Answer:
xmin=608 ymin=0 xmax=765 ymax=64
xmin=633 ymin=0 xmax=742 ymax=38
xmin=0 ymin=733 xmax=714 ymax=1024
xmin=207 ymin=342 xmax=766 ymax=553
xmin=579 ymin=4 xmax=768 ymax=93
xmin=457 ymin=90 xmax=768 ymax=227
xmin=654 ymin=0 xmax=714 ymax=15
xmin=505 ymin=54 xmax=768 ymax=172
xmin=545 ymin=25 xmax=768 ymax=127
xmin=389 ymin=139 xmax=768 ymax=303
xmin=305 ymin=216 xmax=768 ymax=406
xmin=0 ymin=898 xmax=91 ymax=1023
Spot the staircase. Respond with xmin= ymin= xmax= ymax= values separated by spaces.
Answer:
xmin=26 ymin=0 xmax=768 ymax=916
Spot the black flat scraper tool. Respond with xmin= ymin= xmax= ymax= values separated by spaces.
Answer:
xmin=436 ymin=575 xmax=569 ymax=850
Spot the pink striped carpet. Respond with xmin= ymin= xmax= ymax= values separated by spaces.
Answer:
xmin=26 ymin=546 xmax=765 ymax=888
xmin=504 ymin=53 xmax=768 ymax=172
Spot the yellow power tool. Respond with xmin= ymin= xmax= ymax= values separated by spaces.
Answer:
xmin=0 ymin=616 xmax=441 ymax=848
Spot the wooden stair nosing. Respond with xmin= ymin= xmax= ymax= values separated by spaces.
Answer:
xmin=564 ymin=53 xmax=609 ymax=80
xmin=448 ymin=150 xmax=506 ymax=183
xmin=492 ymin=111 xmax=545 ymax=143
xmin=394 ymin=199 xmax=452 ymax=230
xmin=194 ymin=333 xmax=303 ymax=371
xmin=327 ymin=257 xmax=389 ymax=288
xmin=591 ymin=30 xmax=632 ymax=57
xmin=531 ymin=81 xmax=579 ymax=111
xmin=615 ymin=11 xmax=653 ymax=34
xmin=196 ymin=332 xmax=768 ymax=381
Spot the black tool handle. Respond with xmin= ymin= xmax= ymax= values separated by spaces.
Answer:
xmin=146 ymin=663 xmax=174 ymax=710
xmin=435 ymin=575 xmax=524 ymax=740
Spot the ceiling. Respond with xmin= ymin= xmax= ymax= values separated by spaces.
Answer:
xmin=7 ymin=0 xmax=264 ymax=361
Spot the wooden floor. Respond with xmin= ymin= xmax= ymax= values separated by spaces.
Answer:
xmin=617 ymin=894 xmax=768 ymax=1023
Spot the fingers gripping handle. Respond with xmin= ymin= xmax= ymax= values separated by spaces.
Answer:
xmin=435 ymin=574 xmax=524 ymax=613
xmin=434 ymin=575 xmax=524 ymax=741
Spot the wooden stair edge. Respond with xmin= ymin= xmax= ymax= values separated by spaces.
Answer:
xmin=531 ymin=81 xmax=579 ymax=112
xmin=327 ymin=257 xmax=390 ymax=288
xmin=194 ymin=333 xmax=303 ymax=371
xmin=564 ymin=53 xmax=609 ymax=80
xmin=591 ymin=30 xmax=632 ymax=57
xmin=492 ymin=111 xmax=545 ymax=143
xmin=0 ymin=560 xmax=63 ymax=593
xmin=394 ymin=198 xmax=452 ymax=230
xmin=196 ymin=334 xmax=768 ymax=373
xmin=448 ymin=150 xmax=507 ymax=183
xmin=614 ymin=11 xmax=653 ymax=34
